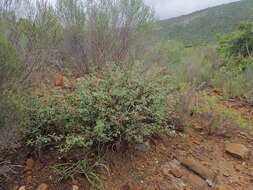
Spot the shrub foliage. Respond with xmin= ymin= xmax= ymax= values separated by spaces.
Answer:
xmin=0 ymin=34 xmax=22 ymax=91
xmin=26 ymin=65 xmax=174 ymax=152
xmin=218 ymin=22 xmax=253 ymax=58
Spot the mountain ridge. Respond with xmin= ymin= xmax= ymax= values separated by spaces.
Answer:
xmin=159 ymin=0 xmax=253 ymax=46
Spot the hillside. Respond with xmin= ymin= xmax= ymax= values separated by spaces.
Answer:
xmin=1 ymin=0 xmax=253 ymax=189
xmin=159 ymin=0 xmax=253 ymax=46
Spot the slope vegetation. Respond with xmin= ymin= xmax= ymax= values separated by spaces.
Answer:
xmin=159 ymin=0 xmax=253 ymax=45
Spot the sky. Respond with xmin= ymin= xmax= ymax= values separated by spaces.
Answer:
xmin=144 ymin=0 xmax=240 ymax=19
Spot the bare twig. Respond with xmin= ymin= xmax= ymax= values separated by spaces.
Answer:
xmin=245 ymin=41 xmax=253 ymax=60
xmin=0 ymin=160 xmax=23 ymax=179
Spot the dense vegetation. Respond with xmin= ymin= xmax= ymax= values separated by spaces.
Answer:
xmin=26 ymin=65 xmax=175 ymax=153
xmin=0 ymin=0 xmax=253 ymax=188
xmin=159 ymin=0 xmax=253 ymax=46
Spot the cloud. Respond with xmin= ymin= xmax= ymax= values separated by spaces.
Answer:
xmin=144 ymin=0 xmax=240 ymax=19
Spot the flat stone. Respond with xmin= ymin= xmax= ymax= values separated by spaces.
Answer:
xmin=161 ymin=164 xmax=175 ymax=179
xmin=170 ymin=168 xmax=183 ymax=178
xmin=180 ymin=157 xmax=215 ymax=180
xmin=223 ymin=171 xmax=230 ymax=177
xmin=168 ymin=159 xmax=181 ymax=169
xmin=37 ymin=184 xmax=48 ymax=190
xmin=225 ymin=143 xmax=250 ymax=159
xmin=162 ymin=160 xmax=182 ymax=178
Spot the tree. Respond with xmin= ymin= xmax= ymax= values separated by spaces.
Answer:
xmin=218 ymin=22 xmax=253 ymax=58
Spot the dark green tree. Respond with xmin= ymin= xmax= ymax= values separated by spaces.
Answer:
xmin=218 ymin=22 xmax=253 ymax=58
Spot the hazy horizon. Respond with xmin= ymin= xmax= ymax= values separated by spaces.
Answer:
xmin=144 ymin=0 xmax=240 ymax=19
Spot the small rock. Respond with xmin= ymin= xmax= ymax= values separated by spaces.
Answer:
xmin=161 ymin=165 xmax=173 ymax=178
xmin=161 ymin=160 xmax=182 ymax=178
xmin=170 ymin=168 xmax=183 ymax=178
xmin=162 ymin=169 xmax=172 ymax=178
xmin=223 ymin=171 xmax=230 ymax=177
xmin=168 ymin=159 xmax=181 ymax=169
xmin=25 ymin=158 xmax=34 ymax=171
xmin=134 ymin=143 xmax=150 ymax=152
xmin=53 ymin=74 xmax=69 ymax=87
xmin=37 ymin=184 xmax=48 ymax=190
xmin=26 ymin=176 xmax=32 ymax=183
xmin=225 ymin=143 xmax=250 ymax=159
xmin=26 ymin=170 xmax=32 ymax=175
xmin=18 ymin=186 xmax=26 ymax=190
xmin=72 ymin=185 xmax=78 ymax=190
xmin=205 ymin=179 xmax=214 ymax=187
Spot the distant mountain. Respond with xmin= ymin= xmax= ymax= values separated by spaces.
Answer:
xmin=159 ymin=0 xmax=253 ymax=46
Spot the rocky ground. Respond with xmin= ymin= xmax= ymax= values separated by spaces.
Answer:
xmin=1 ymin=91 xmax=253 ymax=190
xmin=102 ymin=129 xmax=253 ymax=190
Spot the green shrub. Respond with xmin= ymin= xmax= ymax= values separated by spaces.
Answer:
xmin=196 ymin=92 xmax=252 ymax=135
xmin=212 ymin=57 xmax=253 ymax=100
xmin=167 ymin=85 xmax=197 ymax=130
xmin=167 ymin=45 xmax=219 ymax=88
xmin=26 ymin=64 xmax=175 ymax=152
xmin=0 ymin=91 xmax=26 ymax=149
xmin=218 ymin=22 xmax=253 ymax=58
xmin=0 ymin=34 xmax=22 ymax=91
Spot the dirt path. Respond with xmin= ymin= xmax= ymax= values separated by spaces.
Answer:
xmin=1 ymin=93 xmax=253 ymax=190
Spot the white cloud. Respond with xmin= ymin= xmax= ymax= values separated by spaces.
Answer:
xmin=144 ymin=0 xmax=240 ymax=19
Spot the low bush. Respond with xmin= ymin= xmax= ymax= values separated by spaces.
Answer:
xmin=168 ymin=45 xmax=219 ymax=88
xmin=196 ymin=92 xmax=252 ymax=135
xmin=167 ymin=85 xmax=197 ymax=130
xmin=26 ymin=64 xmax=175 ymax=152
xmin=212 ymin=57 xmax=253 ymax=101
